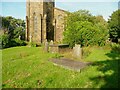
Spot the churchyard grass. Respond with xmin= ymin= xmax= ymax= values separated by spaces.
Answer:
xmin=2 ymin=46 xmax=119 ymax=88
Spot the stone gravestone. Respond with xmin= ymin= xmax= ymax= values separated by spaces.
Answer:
xmin=49 ymin=40 xmax=54 ymax=53
xmin=73 ymin=44 xmax=82 ymax=59
xmin=44 ymin=40 xmax=49 ymax=52
xmin=50 ymin=40 xmax=54 ymax=45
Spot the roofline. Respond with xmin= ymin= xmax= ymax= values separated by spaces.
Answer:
xmin=54 ymin=7 xmax=68 ymax=13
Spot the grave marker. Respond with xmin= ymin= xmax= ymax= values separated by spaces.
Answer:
xmin=44 ymin=40 xmax=49 ymax=52
xmin=73 ymin=44 xmax=82 ymax=59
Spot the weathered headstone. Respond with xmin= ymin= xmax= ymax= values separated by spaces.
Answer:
xmin=44 ymin=40 xmax=49 ymax=52
xmin=49 ymin=40 xmax=54 ymax=53
xmin=50 ymin=40 xmax=54 ymax=45
xmin=73 ymin=44 xmax=82 ymax=59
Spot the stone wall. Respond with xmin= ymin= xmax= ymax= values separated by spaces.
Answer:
xmin=26 ymin=0 xmax=55 ymax=44
xmin=26 ymin=1 xmax=44 ymax=44
xmin=54 ymin=8 xmax=67 ymax=42
xmin=26 ymin=0 xmax=67 ymax=44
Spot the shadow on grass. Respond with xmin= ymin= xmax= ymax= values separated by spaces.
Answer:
xmin=90 ymin=48 xmax=120 ymax=88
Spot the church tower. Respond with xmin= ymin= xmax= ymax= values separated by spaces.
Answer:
xmin=26 ymin=0 xmax=54 ymax=44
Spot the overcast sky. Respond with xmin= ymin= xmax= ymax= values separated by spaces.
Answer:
xmin=0 ymin=0 xmax=119 ymax=21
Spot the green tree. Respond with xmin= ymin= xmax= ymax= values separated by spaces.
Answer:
xmin=2 ymin=16 xmax=25 ymax=40
xmin=63 ymin=10 xmax=108 ymax=47
xmin=108 ymin=9 xmax=120 ymax=42
xmin=1 ymin=16 xmax=26 ymax=48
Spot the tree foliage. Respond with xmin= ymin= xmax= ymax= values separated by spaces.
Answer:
xmin=1 ymin=16 xmax=26 ymax=48
xmin=108 ymin=9 xmax=120 ymax=42
xmin=63 ymin=10 xmax=108 ymax=47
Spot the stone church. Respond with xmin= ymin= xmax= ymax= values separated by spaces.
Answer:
xmin=26 ymin=0 xmax=67 ymax=44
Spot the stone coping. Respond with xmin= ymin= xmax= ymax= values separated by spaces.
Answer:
xmin=49 ymin=58 xmax=91 ymax=72
xmin=49 ymin=44 xmax=69 ymax=47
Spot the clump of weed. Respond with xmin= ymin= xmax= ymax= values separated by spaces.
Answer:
xmin=83 ymin=46 xmax=91 ymax=58
xmin=52 ymin=53 xmax=63 ymax=59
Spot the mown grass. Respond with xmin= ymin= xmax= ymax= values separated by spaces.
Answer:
xmin=2 ymin=46 xmax=119 ymax=88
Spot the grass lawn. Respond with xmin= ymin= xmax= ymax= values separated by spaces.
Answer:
xmin=2 ymin=46 xmax=120 ymax=88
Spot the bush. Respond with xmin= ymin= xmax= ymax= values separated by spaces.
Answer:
xmin=52 ymin=53 xmax=63 ymax=59
xmin=7 ymin=38 xmax=26 ymax=47
xmin=64 ymin=21 xmax=108 ymax=47
xmin=1 ymin=16 xmax=26 ymax=48
xmin=29 ymin=42 xmax=37 ymax=47
xmin=111 ymin=43 xmax=120 ymax=53
xmin=0 ymin=34 xmax=9 ymax=48
xmin=83 ymin=47 xmax=91 ymax=58
xmin=63 ymin=10 xmax=108 ymax=47
xmin=13 ymin=38 xmax=26 ymax=46
xmin=0 ymin=35 xmax=26 ymax=49
xmin=108 ymin=10 xmax=120 ymax=41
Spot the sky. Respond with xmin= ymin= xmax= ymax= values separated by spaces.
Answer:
xmin=0 ymin=0 xmax=119 ymax=21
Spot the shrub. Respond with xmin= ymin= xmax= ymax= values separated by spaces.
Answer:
xmin=108 ymin=10 xmax=120 ymax=42
xmin=63 ymin=10 xmax=108 ymax=47
xmin=83 ymin=47 xmax=91 ymax=58
xmin=64 ymin=21 xmax=108 ymax=47
xmin=0 ymin=34 xmax=9 ymax=48
xmin=8 ymin=38 xmax=26 ymax=47
xmin=52 ymin=53 xmax=63 ymax=59
xmin=29 ymin=42 xmax=37 ymax=47
xmin=111 ymin=43 xmax=120 ymax=53
xmin=0 ymin=35 xmax=26 ymax=49
xmin=13 ymin=38 xmax=26 ymax=46
xmin=1 ymin=16 xmax=26 ymax=48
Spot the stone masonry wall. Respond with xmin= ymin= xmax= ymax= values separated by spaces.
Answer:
xmin=54 ymin=8 xmax=67 ymax=43
xmin=26 ymin=0 xmax=67 ymax=44
xmin=27 ymin=1 xmax=44 ymax=44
